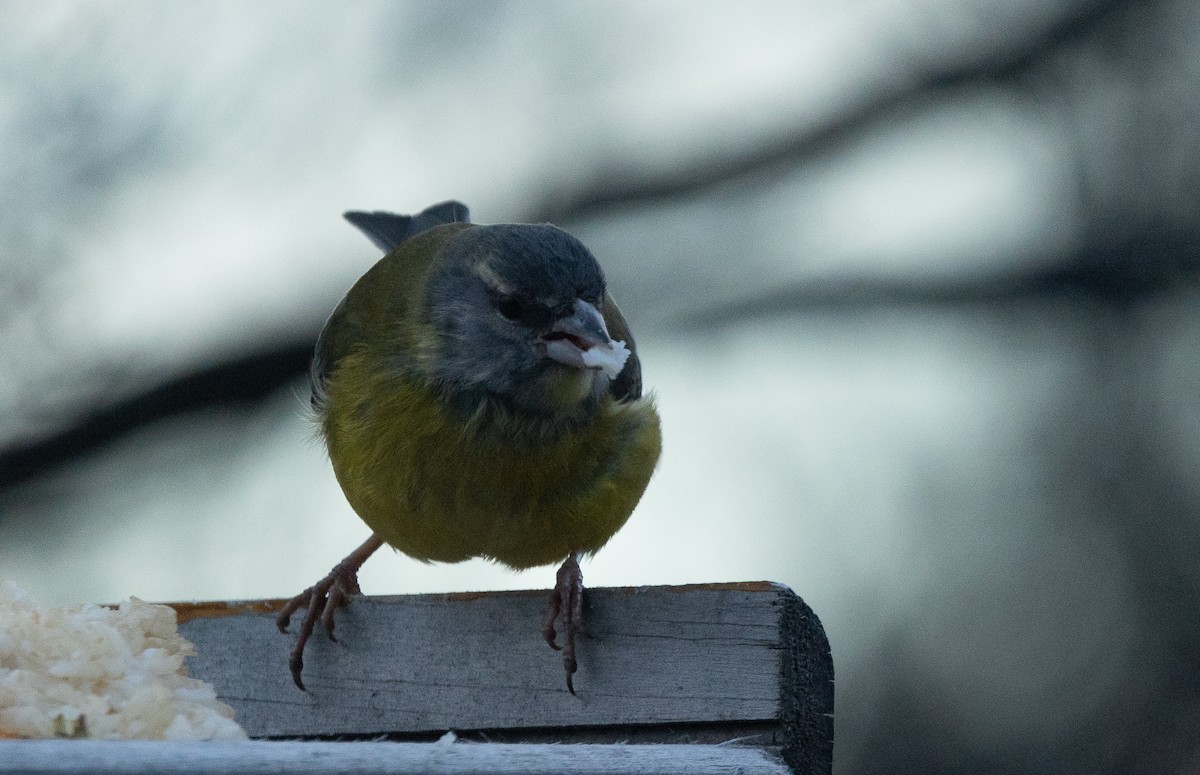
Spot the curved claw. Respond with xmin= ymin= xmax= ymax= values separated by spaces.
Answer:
xmin=323 ymin=589 xmax=342 ymax=642
xmin=276 ymin=534 xmax=385 ymax=691
xmin=542 ymin=553 xmax=585 ymax=694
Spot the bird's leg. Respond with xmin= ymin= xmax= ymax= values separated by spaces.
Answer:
xmin=275 ymin=533 xmax=385 ymax=691
xmin=541 ymin=552 xmax=587 ymax=694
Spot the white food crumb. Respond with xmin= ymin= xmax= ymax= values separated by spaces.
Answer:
xmin=0 ymin=580 xmax=247 ymax=740
xmin=437 ymin=730 xmax=458 ymax=747
xmin=580 ymin=338 xmax=630 ymax=379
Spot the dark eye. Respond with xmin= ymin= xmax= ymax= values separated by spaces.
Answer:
xmin=498 ymin=295 xmax=524 ymax=320
xmin=498 ymin=295 xmax=553 ymax=329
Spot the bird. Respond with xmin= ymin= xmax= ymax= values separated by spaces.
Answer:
xmin=276 ymin=201 xmax=662 ymax=694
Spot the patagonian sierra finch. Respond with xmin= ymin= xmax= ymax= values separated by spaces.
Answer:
xmin=276 ymin=201 xmax=662 ymax=694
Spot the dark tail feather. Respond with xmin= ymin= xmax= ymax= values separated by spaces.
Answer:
xmin=343 ymin=200 xmax=470 ymax=252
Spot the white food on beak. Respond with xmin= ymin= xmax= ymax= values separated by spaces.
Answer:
xmin=581 ymin=338 xmax=630 ymax=379
xmin=541 ymin=298 xmax=630 ymax=378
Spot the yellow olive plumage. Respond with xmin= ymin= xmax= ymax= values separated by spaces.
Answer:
xmin=278 ymin=201 xmax=661 ymax=693
xmin=323 ymin=356 xmax=660 ymax=568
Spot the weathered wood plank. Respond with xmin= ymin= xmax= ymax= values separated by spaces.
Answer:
xmin=173 ymin=582 xmax=833 ymax=774
xmin=0 ymin=739 xmax=794 ymax=775
xmin=178 ymin=583 xmax=782 ymax=735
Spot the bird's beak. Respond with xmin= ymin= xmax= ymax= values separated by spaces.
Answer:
xmin=540 ymin=299 xmax=630 ymax=379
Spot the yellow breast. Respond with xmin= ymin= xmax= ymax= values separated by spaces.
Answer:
xmin=322 ymin=352 xmax=661 ymax=569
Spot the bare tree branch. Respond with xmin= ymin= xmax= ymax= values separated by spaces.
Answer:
xmin=533 ymin=0 xmax=1129 ymax=223
xmin=0 ymin=0 xmax=1142 ymax=494
xmin=0 ymin=345 xmax=312 ymax=491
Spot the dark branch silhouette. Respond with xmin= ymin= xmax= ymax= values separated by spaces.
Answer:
xmin=0 ymin=345 xmax=312 ymax=491
xmin=0 ymin=0 xmax=1144 ymax=492
xmin=684 ymin=224 xmax=1200 ymax=328
xmin=534 ymin=0 xmax=1129 ymax=223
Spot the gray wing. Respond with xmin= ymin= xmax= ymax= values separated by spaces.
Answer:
xmin=601 ymin=291 xmax=643 ymax=402
xmin=312 ymin=201 xmax=472 ymax=408
xmin=610 ymin=349 xmax=642 ymax=402
xmin=343 ymin=200 xmax=470 ymax=253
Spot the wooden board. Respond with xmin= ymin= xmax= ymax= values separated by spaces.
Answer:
xmin=174 ymin=582 xmax=833 ymax=774
xmin=0 ymin=739 xmax=795 ymax=775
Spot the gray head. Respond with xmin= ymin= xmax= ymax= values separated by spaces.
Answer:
xmin=423 ymin=223 xmax=620 ymax=418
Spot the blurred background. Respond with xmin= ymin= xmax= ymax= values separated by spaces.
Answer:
xmin=1 ymin=0 xmax=1198 ymax=771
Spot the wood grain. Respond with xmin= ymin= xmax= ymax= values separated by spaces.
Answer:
xmin=154 ymin=582 xmax=826 ymax=774
xmin=0 ymin=739 xmax=794 ymax=775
